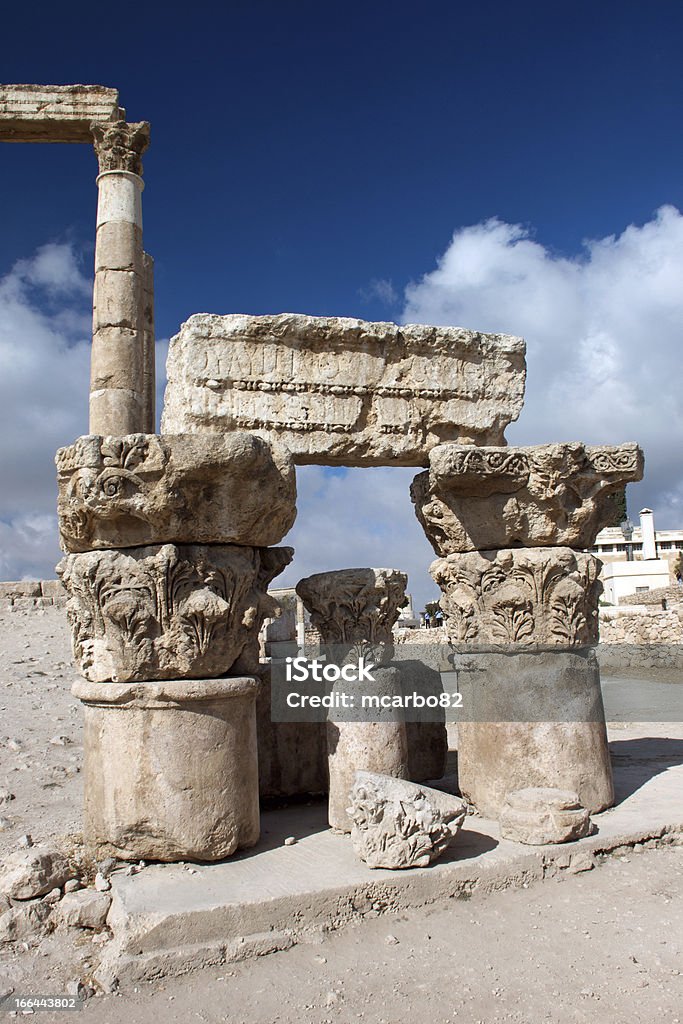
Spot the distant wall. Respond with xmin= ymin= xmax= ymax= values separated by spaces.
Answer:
xmin=0 ymin=580 xmax=67 ymax=608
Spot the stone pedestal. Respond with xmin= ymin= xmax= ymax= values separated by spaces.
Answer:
xmin=454 ymin=648 xmax=613 ymax=817
xmin=296 ymin=568 xmax=413 ymax=830
xmin=73 ymin=677 xmax=260 ymax=862
xmin=412 ymin=440 xmax=646 ymax=822
xmin=327 ymin=668 xmax=410 ymax=832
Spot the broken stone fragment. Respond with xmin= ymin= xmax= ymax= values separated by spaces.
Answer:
xmin=0 ymin=847 xmax=71 ymax=900
xmin=58 ymin=889 xmax=111 ymax=930
xmin=56 ymin=432 xmax=296 ymax=552
xmin=161 ymin=313 xmax=527 ymax=464
xmin=58 ymin=543 xmax=292 ymax=682
xmin=499 ymin=787 xmax=591 ymax=845
xmin=412 ymin=442 xmax=644 ymax=555
xmin=348 ymin=771 xmax=467 ymax=869
xmin=0 ymin=899 xmax=53 ymax=944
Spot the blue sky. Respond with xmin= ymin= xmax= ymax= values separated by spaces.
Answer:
xmin=1 ymin=1 xmax=683 ymax=607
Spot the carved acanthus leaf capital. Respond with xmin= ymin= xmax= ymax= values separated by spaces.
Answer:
xmin=91 ymin=119 xmax=150 ymax=175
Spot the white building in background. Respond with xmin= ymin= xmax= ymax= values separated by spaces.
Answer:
xmin=589 ymin=508 xmax=683 ymax=605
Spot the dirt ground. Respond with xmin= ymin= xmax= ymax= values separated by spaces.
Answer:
xmin=1 ymin=605 xmax=682 ymax=1023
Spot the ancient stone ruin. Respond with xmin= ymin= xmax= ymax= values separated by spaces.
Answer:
xmin=1 ymin=82 xmax=645 ymax=865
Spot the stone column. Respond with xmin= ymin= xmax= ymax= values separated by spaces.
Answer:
xmin=412 ymin=441 xmax=645 ymax=819
xmin=296 ymin=568 xmax=410 ymax=831
xmin=89 ymin=119 xmax=153 ymax=434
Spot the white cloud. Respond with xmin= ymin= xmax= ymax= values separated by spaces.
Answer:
xmin=403 ymin=206 xmax=683 ymax=528
xmin=0 ymin=243 xmax=92 ymax=580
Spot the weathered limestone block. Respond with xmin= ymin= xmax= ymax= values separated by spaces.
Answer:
xmin=348 ymin=771 xmax=467 ymax=869
xmin=58 ymin=543 xmax=292 ymax=682
xmin=72 ymin=678 xmax=260 ymax=862
xmin=0 ymin=84 xmax=120 ymax=142
xmin=161 ymin=314 xmax=527 ymax=465
xmin=499 ymin=787 xmax=591 ymax=845
xmin=56 ymin=433 xmax=296 ymax=552
xmin=0 ymin=847 xmax=71 ymax=900
xmin=296 ymin=567 xmax=408 ymax=663
xmin=432 ymin=548 xmax=602 ymax=647
xmin=454 ymin=648 xmax=614 ymax=816
xmin=327 ymin=668 xmax=410 ymax=831
xmin=58 ymin=890 xmax=111 ymax=930
xmin=413 ymin=442 xmax=644 ymax=555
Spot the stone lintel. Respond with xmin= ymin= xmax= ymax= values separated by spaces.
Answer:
xmin=0 ymin=84 xmax=121 ymax=143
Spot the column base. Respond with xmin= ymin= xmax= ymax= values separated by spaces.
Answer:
xmin=73 ymin=677 xmax=260 ymax=862
xmin=455 ymin=648 xmax=614 ymax=818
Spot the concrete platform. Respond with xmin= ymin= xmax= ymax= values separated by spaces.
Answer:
xmin=97 ymin=724 xmax=683 ymax=989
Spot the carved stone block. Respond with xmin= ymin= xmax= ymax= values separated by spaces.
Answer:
xmin=161 ymin=314 xmax=527 ymax=465
xmin=348 ymin=771 xmax=467 ymax=869
xmin=56 ymin=432 xmax=296 ymax=552
xmin=296 ymin=567 xmax=408 ymax=664
xmin=431 ymin=548 xmax=602 ymax=647
xmin=499 ymin=787 xmax=591 ymax=845
xmin=412 ymin=442 xmax=644 ymax=555
xmin=58 ymin=543 xmax=292 ymax=682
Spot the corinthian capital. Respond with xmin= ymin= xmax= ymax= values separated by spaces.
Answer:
xmin=91 ymin=119 xmax=150 ymax=175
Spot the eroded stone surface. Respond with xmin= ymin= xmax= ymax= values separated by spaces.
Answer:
xmin=296 ymin=567 xmax=408 ymax=663
xmin=91 ymin=119 xmax=150 ymax=176
xmin=56 ymin=433 xmax=296 ymax=552
xmin=431 ymin=548 xmax=602 ymax=647
xmin=348 ymin=771 xmax=467 ymax=869
xmin=499 ymin=787 xmax=591 ymax=845
xmin=73 ymin=678 xmax=260 ymax=862
xmin=0 ymin=84 xmax=120 ymax=142
xmin=161 ymin=314 xmax=526 ymax=465
xmin=455 ymin=648 xmax=614 ymax=817
xmin=58 ymin=543 xmax=292 ymax=682
xmin=412 ymin=443 xmax=644 ymax=555
xmin=0 ymin=847 xmax=70 ymax=900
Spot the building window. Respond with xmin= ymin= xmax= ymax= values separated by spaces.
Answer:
xmin=660 ymin=542 xmax=672 ymax=551
xmin=635 ymin=586 xmax=649 ymax=593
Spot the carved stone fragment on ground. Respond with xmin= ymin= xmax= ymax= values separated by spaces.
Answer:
xmin=499 ymin=787 xmax=591 ymax=845
xmin=58 ymin=543 xmax=292 ymax=682
xmin=56 ymin=432 xmax=296 ymax=551
xmin=348 ymin=771 xmax=467 ymax=869
xmin=161 ymin=313 xmax=527 ymax=464
xmin=412 ymin=442 xmax=644 ymax=555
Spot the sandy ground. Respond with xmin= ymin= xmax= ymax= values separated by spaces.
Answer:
xmin=0 ymin=605 xmax=682 ymax=1023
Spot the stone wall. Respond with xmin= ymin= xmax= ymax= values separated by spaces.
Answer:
xmin=619 ymin=586 xmax=682 ymax=608
xmin=0 ymin=580 xmax=66 ymax=609
xmin=598 ymin=606 xmax=683 ymax=670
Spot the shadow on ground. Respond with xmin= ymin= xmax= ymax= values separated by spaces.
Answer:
xmin=610 ymin=736 xmax=683 ymax=803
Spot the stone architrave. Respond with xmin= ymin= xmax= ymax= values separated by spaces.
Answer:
xmin=412 ymin=442 xmax=644 ymax=555
xmin=58 ymin=543 xmax=292 ymax=683
xmin=56 ymin=432 xmax=296 ymax=552
xmin=431 ymin=547 xmax=602 ymax=647
xmin=73 ymin=677 xmax=260 ymax=861
xmin=0 ymin=84 xmax=120 ymax=142
xmin=296 ymin=568 xmax=411 ymax=830
xmin=348 ymin=771 xmax=467 ymax=869
xmin=161 ymin=314 xmax=527 ymax=465
xmin=90 ymin=118 xmax=154 ymax=435
xmin=499 ymin=787 xmax=591 ymax=845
